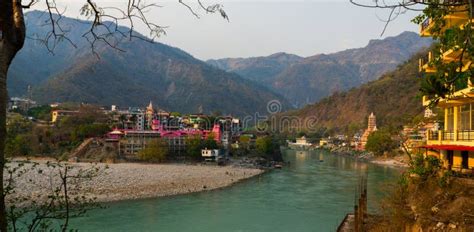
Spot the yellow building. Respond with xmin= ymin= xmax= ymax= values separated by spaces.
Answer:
xmin=419 ymin=3 xmax=474 ymax=173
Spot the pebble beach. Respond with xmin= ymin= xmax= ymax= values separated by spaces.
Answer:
xmin=6 ymin=161 xmax=265 ymax=204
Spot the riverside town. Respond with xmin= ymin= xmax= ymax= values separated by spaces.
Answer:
xmin=1 ymin=0 xmax=474 ymax=231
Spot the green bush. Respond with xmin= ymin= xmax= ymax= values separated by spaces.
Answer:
xmin=138 ymin=139 xmax=169 ymax=163
xmin=365 ymin=130 xmax=398 ymax=156
xmin=185 ymin=135 xmax=219 ymax=160
xmin=409 ymin=153 xmax=441 ymax=179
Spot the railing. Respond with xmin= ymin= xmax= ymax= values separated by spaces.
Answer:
xmin=428 ymin=130 xmax=474 ymax=141
xmin=457 ymin=130 xmax=474 ymax=140
xmin=442 ymin=130 xmax=455 ymax=141
xmin=419 ymin=52 xmax=433 ymax=71
xmin=427 ymin=130 xmax=439 ymax=141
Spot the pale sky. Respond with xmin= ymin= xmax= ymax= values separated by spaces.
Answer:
xmin=32 ymin=0 xmax=421 ymax=60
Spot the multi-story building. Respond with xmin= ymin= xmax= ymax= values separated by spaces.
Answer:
xmin=419 ymin=2 xmax=474 ymax=172
xmin=117 ymin=130 xmax=161 ymax=157
xmin=120 ymin=107 xmax=146 ymax=131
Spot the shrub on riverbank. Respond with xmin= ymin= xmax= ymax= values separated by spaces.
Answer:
xmin=366 ymin=155 xmax=474 ymax=231
xmin=6 ymin=106 xmax=110 ymax=158
xmin=138 ymin=138 xmax=169 ymax=163
xmin=365 ymin=129 xmax=398 ymax=156
xmin=185 ymin=135 xmax=219 ymax=160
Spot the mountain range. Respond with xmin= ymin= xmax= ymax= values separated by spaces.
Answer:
xmin=207 ymin=32 xmax=432 ymax=107
xmin=8 ymin=11 xmax=432 ymax=117
xmin=8 ymin=11 xmax=290 ymax=116
xmin=282 ymin=51 xmax=427 ymax=133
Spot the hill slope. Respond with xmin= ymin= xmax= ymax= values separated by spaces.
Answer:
xmin=207 ymin=52 xmax=303 ymax=82
xmin=8 ymin=11 xmax=290 ymax=116
xmin=209 ymin=32 xmax=432 ymax=107
xmin=284 ymin=52 xmax=426 ymax=132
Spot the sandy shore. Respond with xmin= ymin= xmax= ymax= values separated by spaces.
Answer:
xmin=370 ymin=158 xmax=409 ymax=168
xmin=5 ymin=161 xmax=265 ymax=204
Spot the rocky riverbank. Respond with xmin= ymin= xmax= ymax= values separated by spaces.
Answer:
xmin=370 ymin=157 xmax=409 ymax=168
xmin=327 ymin=146 xmax=409 ymax=168
xmin=5 ymin=161 xmax=265 ymax=204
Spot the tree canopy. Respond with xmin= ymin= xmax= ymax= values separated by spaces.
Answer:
xmin=138 ymin=138 xmax=169 ymax=163
xmin=365 ymin=129 xmax=398 ymax=156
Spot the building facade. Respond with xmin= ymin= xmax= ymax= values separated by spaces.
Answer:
xmin=419 ymin=3 xmax=474 ymax=172
xmin=357 ymin=112 xmax=377 ymax=151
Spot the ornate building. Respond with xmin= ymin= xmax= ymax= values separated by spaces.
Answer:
xmin=146 ymin=101 xmax=154 ymax=130
xmin=357 ymin=112 xmax=377 ymax=151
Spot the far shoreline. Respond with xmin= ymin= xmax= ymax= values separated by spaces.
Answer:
xmin=315 ymin=147 xmax=409 ymax=169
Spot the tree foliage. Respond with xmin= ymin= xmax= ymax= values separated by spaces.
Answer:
xmin=365 ymin=129 xmax=398 ymax=156
xmin=27 ymin=105 xmax=52 ymax=121
xmin=138 ymin=138 xmax=169 ymax=163
xmin=255 ymin=135 xmax=283 ymax=161
xmin=5 ymin=108 xmax=110 ymax=158
xmin=412 ymin=2 xmax=474 ymax=104
xmin=255 ymin=136 xmax=273 ymax=155
xmin=185 ymin=135 xmax=219 ymax=160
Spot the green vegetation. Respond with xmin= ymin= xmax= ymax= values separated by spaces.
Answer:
xmin=255 ymin=136 xmax=273 ymax=155
xmin=368 ymin=154 xmax=474 ymax=231
xmin=409 ymin=154 xmax=442 ymax=180
xmin=365 ymin=129 xmax=398 ymax=156
xmin=185 ymin=135 xmax=219 ymax=160
xmin=255 ymin=135 xmax=283 ymax=161
xmin=5 ymin=107 xmax=110 ymax=158
xmin=237 ymin=136 xmax=251 ymax=155
xmin=27 ymin=105 xmax=52 ymax=121
xmin=138 ymin=139 xmax=169 ymax=163
xmin=412 ymin=4 xmax=474 ymax=103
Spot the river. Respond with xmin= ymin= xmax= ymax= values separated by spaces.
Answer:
xmin=70 ymin=149 xmax=402 ymax=231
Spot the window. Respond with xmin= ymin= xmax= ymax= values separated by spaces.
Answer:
xmin=459 ymin=105 xmax=471 ymax=130
xmin=447 ymin=107 xmax=454 ymax=131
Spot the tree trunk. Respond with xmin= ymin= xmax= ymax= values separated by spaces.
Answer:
xmin=0 ymin=1 xmax=26 ymax=231
xmin=0 ymin=56 xmax=8 ymax=232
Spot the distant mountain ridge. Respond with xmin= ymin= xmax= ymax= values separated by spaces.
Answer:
xmin=207 ymin=52 xmax=303 ymax=82
xmin=207 ymin=32 xmax=432 ymax=107
xmin=283 ymin=51 xmax=426 ymax=132
xmin=8 ymin=11 xmax=291 ymax=116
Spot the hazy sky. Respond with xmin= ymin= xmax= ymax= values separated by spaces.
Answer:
xmin=45 ymin=0 xmax=420 ymax=60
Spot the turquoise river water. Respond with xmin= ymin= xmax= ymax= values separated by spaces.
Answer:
xmin=70 ymin=149 xmax=402 ymax=232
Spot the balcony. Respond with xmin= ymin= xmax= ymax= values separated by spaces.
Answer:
xmin=457 ymin=130 xmax=474 ymax=140
xmin=427 ymin=130 xmax=439 ymax=140
xmin=419 ymin=52 xmax=437 ymax=73
xmin=419 ymin=2 xmax=471 ymax=36
xmin=443 ymin=130 xmax=455 ymax=140
xmin=427 ymin=130 xmax=474 ymax=146
xmin=420 ymin=17 xmax=432 ymax=36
